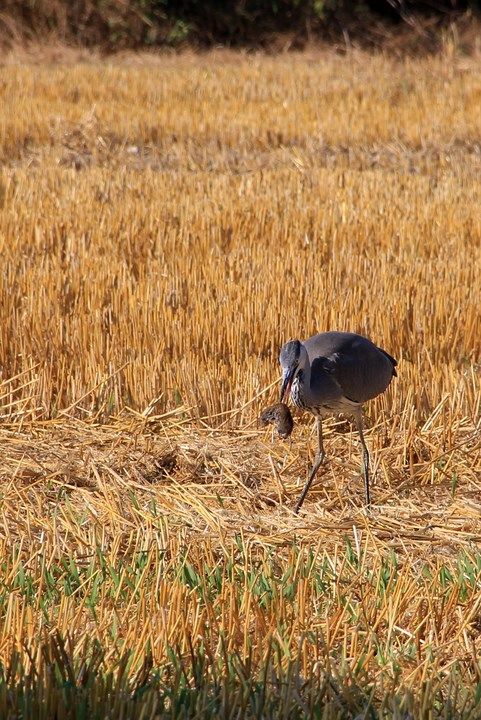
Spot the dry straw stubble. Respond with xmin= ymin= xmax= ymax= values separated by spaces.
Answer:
xmin=0 ymin=47 xmax=481 ymax=715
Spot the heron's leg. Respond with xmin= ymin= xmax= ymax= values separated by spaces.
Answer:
xmin=354 ymin=410 xmax=371 ymax=506
xmin=295 ymin=417 xmax=325 ymax=514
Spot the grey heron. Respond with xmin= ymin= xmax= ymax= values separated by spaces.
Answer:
xmin=280 ymin=331 xmax=397 ymax=513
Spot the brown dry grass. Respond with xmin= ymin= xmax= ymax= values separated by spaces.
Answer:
xmin=0 ymin=45 xmax=481 ymax=714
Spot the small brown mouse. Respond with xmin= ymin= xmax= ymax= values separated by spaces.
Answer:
xmin=260 ymin=402 xmax=294 ymax=439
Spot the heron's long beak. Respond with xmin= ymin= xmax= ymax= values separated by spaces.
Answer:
xmin=280 ymin=367 xmax=295 ymax=403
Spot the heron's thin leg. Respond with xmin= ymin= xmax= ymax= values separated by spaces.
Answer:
xmin=354 ymin=410 xmax=371 ymax=506
xmin=295 ymin=417 xmax=325 ymax=514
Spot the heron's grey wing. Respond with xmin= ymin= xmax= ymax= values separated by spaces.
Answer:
xmin=327 ymin=342 xmax=395 ymax=403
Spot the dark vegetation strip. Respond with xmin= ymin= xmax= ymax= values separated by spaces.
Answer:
xmin=2 ymin=0 xmax=480 ymax=51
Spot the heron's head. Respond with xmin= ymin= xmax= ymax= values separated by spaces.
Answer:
xmin=279 ymin=340 xmax=308 ymax=402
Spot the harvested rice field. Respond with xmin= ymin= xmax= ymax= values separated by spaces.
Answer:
xmin=0 ymin=45 xmax=481 ymax=717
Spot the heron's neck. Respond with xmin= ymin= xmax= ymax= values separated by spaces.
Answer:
xmin=291 ymin=360 xmax=311 ymax=407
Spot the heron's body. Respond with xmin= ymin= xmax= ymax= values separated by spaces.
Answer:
xmin=280 ymin=331 xmax=397 ymax=512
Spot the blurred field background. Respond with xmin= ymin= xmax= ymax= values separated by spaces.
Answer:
xmin=0 ymin=42 xmax=481 ymax=717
